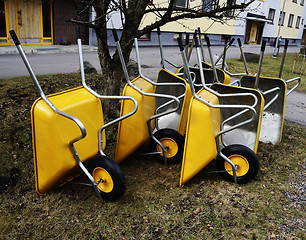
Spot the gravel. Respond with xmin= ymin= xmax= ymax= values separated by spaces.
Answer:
xmin=281 ymin=162 xmax=306 ymax=235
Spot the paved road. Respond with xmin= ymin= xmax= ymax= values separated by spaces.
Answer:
xmin=0 ymin=44 xmax=305 ymax=126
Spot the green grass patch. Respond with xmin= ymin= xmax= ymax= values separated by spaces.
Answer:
xmin=0 ymin=73 xmax=305 ymax=239
xmin=226 ymin=53 xmax=306 ymax=93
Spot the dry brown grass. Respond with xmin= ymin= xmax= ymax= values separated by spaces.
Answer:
xmin=0 ymin=73 xmax=305 ymax=239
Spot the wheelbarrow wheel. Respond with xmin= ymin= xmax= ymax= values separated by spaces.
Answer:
xmin=216 ymin=144 xmax=259 ymax=184
xmin=86 ymin=155 xmax=125 ymax=201
xmin=149 ymin=128 xmax=184 ymax=165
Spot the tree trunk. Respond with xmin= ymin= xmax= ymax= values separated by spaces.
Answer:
xmin=96 ymin=33 xmax=135 ymax=120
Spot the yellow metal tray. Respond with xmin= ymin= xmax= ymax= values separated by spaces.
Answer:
xmin=115 ymin=77 xmax=156 ymax=163
xmin=32 ymin=86 xmax=106 ymax=195
xmin=180 ymin=89 xmax=221 ymax=187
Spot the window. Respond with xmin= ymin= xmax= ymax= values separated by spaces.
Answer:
xmin=176 ymin=0 xmax=189 ymax=8
xmin=278 ymin=11 xmax=286 ymax=25
xmin=0 ymin=0 xmax=7 ymax=37
xmin=225 ymin=0 xmax=236 ymax=17
xmin=288 ymin=14 xmax=294 ymax=27
xmin=267 ymin=8 xmax=276 ymax=24
xmin=296 ymin=16 xmax=301 ymax=28
xmin=42 ymin=0 xmax=52 ymax=38
xmin=301 ymin=0 xmax=304 ymax=5
xmin=293 ymin=0 xmax=297 ymax=3
xmin=138 ymin=32 xmax=151 ymax=41
xmin=203 ymin=0 xmax=218 ymax=12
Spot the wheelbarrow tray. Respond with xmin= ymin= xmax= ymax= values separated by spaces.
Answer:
xmin=240 ymin=75 xmax=287 ymax=144
xmin=210 ymin=83 xmax=264 ymax=153
xmin=180 ymin=89 xmax=221 ymax=187
xmin=115 ymin=76 xmax=156 ymax=163
xmin=155 ymin=69 xmax=192 ymax=135
xmin=32 ymin=86 xmax=106 ymax=195
xmin=175 ymin=66 xmax=230 ymax=91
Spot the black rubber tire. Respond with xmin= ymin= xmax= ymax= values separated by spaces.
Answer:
xmin=216 ymin=144 xmax=259 ymax=184
xmin=149 ymin=128 xmax=184 ymax=165
xmin=86 ymin=155 xmax=125 ymax=201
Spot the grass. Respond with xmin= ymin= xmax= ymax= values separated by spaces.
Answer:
xmin=226 ymin=53 xmax=306 ymax=93
xmin=0 ymin=73 xmax=305 ymax=239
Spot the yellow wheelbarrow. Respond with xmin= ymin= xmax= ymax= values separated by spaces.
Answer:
xmin=178 ymin=36 xmax=260 ymax=186
xmin=113 ymin=29 xmax=188 ymax=165
xmin=166 ymin=33 xmax=264 ymax=154
xmin=239 ymin=39 xmax=301 ymax=144
xmin=9 ymin=29 xmax=137 ymax=202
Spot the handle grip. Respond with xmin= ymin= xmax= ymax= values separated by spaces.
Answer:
xmin=261 ymin=40 xmax=266 ymax=52
xmin=237 ymin=38 xmax=242 ymax=47
xmin=205 ymin=35 xmax=211 ymax=47
xmin=224 ymin=36 xmax=228 ymax=45
xmin=112 ymin=29 xmax=119 ymax=42
xmin=9 ymin=30 xmax=20 ymax=46
xmin=185 ymin=33 xmax=189 ymax=46
xmin=197 ymin=27 xmax=201 ymax=36
xmin=157 ymin=27 xmax=161 ymax=35
xmin=177 ymin=37 xmax=184 ymax=51
xmin=195 ymin=37 xmax=199 ymax=48
xmin=193 ymin=29 xmax=198 ymax=39
xmin=76 ymin=26 xmax=81 ymax=39
xmin=284 ymin=39 xmax=289 ymax=50
xmin=133 ymin=28 xmax=137 ymax=38
xmin=229 ymin=37 xmax=235 ymax=46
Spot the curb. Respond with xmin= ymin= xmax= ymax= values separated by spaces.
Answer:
xmin=0 ymin=45 xmax=98 ymax=55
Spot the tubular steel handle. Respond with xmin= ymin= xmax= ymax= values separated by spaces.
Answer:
xmin=254 ymin=40 xmax=266 ymax=89
xmin=237 ymin=38 xmax=242 ymax=47
xmin=76 ymin=26 xmax=81 ymax=39
xmin=9 ymin=30 xmax=20 ymax=46
xmin=177 ymin=36 xmax=184 ymax=51
xmin=279 ymin=39 xmax=289 ymax=78
xmin=112 ymin=29 xmax=119 ymax=42
xmin=205 ymin=35 xmax=211 ymax=47
xmin=10 ymin=29 xmax=87 ymax=146
xmin=157 ymin=26 xmax=161 ymax=35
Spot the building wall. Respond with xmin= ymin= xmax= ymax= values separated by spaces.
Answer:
xmin=53 ymin=0 xmax=88 ymax=45
xmin=140 ymin=0 xmax=237 ymax=35
xmin=89 ymin=0 xmax=306 ymax=47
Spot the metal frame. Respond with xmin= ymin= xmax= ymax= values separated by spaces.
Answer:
xmin=114 ymin=29 xmax=186 ymax=165
xmin=10 ymin=29 xmax=138 ymax=202
xmin=178 ymin=36 xmax=259 ymax=184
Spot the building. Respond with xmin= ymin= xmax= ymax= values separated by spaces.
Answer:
xmin=1 ymin=0 xmax=306 ymax=46
xmin=101 ymin=0 xmax=306 ymax=46
xmin=236 ymin=0 xmax=306 ymax=45
xmin=0 ymin=0 xmax=88 ymax=46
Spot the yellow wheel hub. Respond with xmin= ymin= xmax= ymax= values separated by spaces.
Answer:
xmin=224 ymin=154 xmax=249 ymax=177
xmin=156 ymin=137 xmax=178 ymax=158
xmin=93 ymin=167 xmax=114 ymax=193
